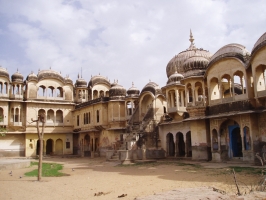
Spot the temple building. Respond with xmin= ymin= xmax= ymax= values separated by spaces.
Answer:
xmin=0 ymin=31 xmax=266 ymax=165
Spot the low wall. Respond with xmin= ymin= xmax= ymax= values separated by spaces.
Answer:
xmin=0 ymin=159 xmax=31 ymax=170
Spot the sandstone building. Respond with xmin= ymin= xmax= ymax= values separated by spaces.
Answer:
xmin=0 ymin=31 xmax=266 ymax=164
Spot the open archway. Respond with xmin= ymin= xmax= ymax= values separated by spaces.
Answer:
xmin=166 ymin=133 xmax=175 ymax=156
xmin=176 ymin=132 xmax=185 ymax=157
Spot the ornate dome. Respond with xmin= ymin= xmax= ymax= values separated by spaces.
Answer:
xmin=11 ymin=70 xmax=24 ymax=83
xmin=252 ymin=32 xmax=266 ymax=54
xmin=75 ymin=74 xmax=87 ymax=87
xmin=26 ymin=71 xmax=38 ymax=82
xmin=167 ymin=71 xmax=184 ymax=85
xmin=64 ymin=75 xmax=73 ymax=85
xmin=209 ymin=43 xmax=250 ymax=66
xmin=88 ymin=74 xmax=111 ymax=88
xmin=183 ymin=55 xmax=210 ymax=78
xmin=166 ymin=30 xmax=212 ymax=78
xmin=141 ymin=81 xmax=162 ymax=95
xmin=109 ymin=81 xmax=126 ymax=98
xmin=127 ymin=82 xmax=140 ymax=96
xmin=0 ymin=67 xmax=9 ymax=80
xmin=37 ymin=69 xmax=64 ymax=83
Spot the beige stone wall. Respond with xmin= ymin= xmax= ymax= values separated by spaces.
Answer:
xmin=25 ymin=133 xmax=73 ymax=157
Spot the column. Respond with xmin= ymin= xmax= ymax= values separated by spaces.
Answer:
xmin=131 ymin=101 xmax=134 ymax=115
xmin=175 ymin=89 xmax=179 ymax=109
xmin=166 ymin=91 xmax=170 ymax=109
xmin=241 ymin=76 xmax=245 ymax=94
xmin=218 ymin=132 xmax=221 ymax=151
xmin=231 ymin=76 xmax=235 ymax=99
xmin=181 ymin=90 xmax=184 ymax=107
xmin=192 ymin=85 xmax=195 ymax=106
xmin=203 ymin=85 xmax=206 ymax=106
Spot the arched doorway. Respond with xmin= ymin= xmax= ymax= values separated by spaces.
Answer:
xmin=84 ymin=134 xmax=90 ymax=157
xmin=186 ymin=131 xmax=192 ymax=157
xmin=55 ymin=139 xmax=63 ymax=155
xmin=36 ymin=140 xmax=40 ymax=155
xmin=176 ymin=132 xmax=185 ymax=157
xmin=36 ymin=140 xmax=44 ymax=156
xmin=167 ymin=133 xmax=175 ymax=156
xmin=229 ymin=125 xmax=242 ymax=158
xmin=46 ymin=139 xmax=53 ymax=155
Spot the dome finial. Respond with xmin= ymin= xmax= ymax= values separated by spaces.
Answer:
xmin=132 ymin=82 xmax=134 ymax=87
xmin=78 ymin=73 xmax=80 ymax=78
xmin=189 ymin=29 xmax=195 ymax=49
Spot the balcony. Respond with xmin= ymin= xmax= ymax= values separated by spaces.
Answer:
xmin=207 ymin=100 xmax=253 ymax=116
xmin=10 ymin=122 xmax=22 ymax=126
xmin=168 ymin=106 xmax=186 ymax=113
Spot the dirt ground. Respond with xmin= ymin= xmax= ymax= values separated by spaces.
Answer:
xmin=0 ymin=157 xmax=266 ymax=200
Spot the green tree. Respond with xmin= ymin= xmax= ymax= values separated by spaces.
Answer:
xmin=0 ymin=116 xmax=6 ymax=136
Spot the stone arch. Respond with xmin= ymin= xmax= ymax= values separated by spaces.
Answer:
xmin=210 ymin=77 xmax=219 ymax=100
xmin=47 ymin=109 xmax=54 ymax=123
xmin=195 ymin=82 xmax=204 ymax=102
xmin=0 ymin=107 xmax=3 ymax=121
xmin=55 ymin=139 xmax=63 ymax=155
xmin=234 ymin=70 xmax=246 ymax=94
xmin=38 ymin=85 xmax=46 ymax=97
xmin=56 ymin=87 xmax=63 ymax=97
xmin=166 ymin=133 xmax=175 ymax=156
xmin=255 ymin=64 xmax=266 ymax=92
xmin=56 ymin=110 xmax=63 ymax=123
xmin=186 ymin=83 xmax=193 ymax=103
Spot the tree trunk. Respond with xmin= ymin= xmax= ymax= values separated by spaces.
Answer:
xmin=38 ymin=138 xmax=43 ymax=181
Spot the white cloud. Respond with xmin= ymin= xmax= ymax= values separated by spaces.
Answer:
xmin=0 ymin=0 xmax=265 ymax=90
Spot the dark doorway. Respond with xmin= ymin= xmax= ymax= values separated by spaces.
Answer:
xmin=229 ymin=125 xmax=242 ymax=157
xmin=176 ymin=132 xmax=185 ymax=156
xmin=167 ymin=133 xmax=175 ymax=156
xmin=84 ymin=134 xmax=91 ymax=157
xmin=46 ymin=139 xmax=53 ymax=155
xmin=186 ymin=131 xmax=192 ymax=157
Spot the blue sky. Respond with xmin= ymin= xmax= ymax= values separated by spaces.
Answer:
xmin=0 ymin=0 xmax=266 ymax=90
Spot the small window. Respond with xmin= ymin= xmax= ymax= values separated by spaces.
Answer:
xmin=66 ymin=142 xmax=70 ymax=149
xmin=96 ymin=110 xmax=99 ymax=123
xmin=77 ymin=115 xmax=80 ymax=126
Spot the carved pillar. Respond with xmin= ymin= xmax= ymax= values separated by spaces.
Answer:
xmin=175 ymin=89 xmax=179 ymax=109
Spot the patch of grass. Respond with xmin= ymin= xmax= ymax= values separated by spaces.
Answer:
xmin=25 ymin=162 xmax=67 ymax=177
xmin=229 ymin=166 xmax=264 ymax=174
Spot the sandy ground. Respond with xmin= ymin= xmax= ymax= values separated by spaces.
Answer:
xmin=0 ymin=157 xmax=266 ymax=200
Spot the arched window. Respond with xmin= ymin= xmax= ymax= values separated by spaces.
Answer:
xmin=38 ymin=86 xmax=46 ymax=97
xmin=47 ymin=86 xmax=54 ymax=97
xmin=56 ymin=87 xmax=63 ymax=97
xmin=83 ymin=113 xmax=86 ymax=124
xmin=88 ymin=112 xmax=91 ymax=124
xmin=56 ymin=110 xmax=63 ymax=123
xmin=93 ymin=90 xmax=98 ymax=99
xmin=47 ymin=109 xmax=54 ymax=123
xmin=0 ymin=107 xmax=3 ymax=122
xmin=210 ymin=77 xmax=219 ymax=100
